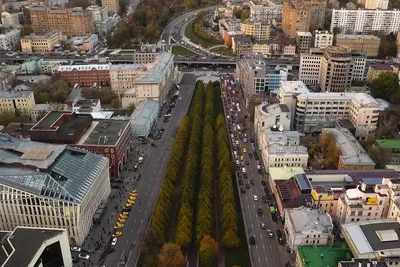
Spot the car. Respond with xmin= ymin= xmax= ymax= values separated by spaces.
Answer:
xmin=71 ymin=246 xmax=81 ymax=252
xmin=257 ymin=165 xmax=261 ymax=169
xmin=241 ymin=187 xmax=246 ymax=193
xmin=250 ymin=180 xmax=255 ymax=185
xmin=122 ymin=212 xmax=129 ymax=216
xmin=235 ymin=140 xmax=239 ymax=145
xmin=248 ymin=153 xmax=253 ymax=158
xmin=240 ymin=155 xmax=244 ymax=161
xmin=254 ymin=154 xmax=259 ymax=160
xmin=258 ymin=169 xmax=262 ymax=174
xmin=245 ymin=183 xmax=250 ymax=189
xmin=253 ymin=195 xmax=258 ymax=201
xmin=262 ymin=196 xmax=267 ymax=203
xmin=243 ymin=173 xmax=248 ymax=178
xmin=111 ymin=184 xmax=121 ymax=189
xmin=276 ymin=229 xmax=282 ymax=238
xmin=151 ymin=142 xmax=158 ymax=147
xmin=112 ymin=232 xmax=122 ymax=238
xmin=245 ymin=160 xmax=250 ymax=165
xmin=159 ymin=128 xmax=165 ymax=134
xmin=243 ymin=148 xmax=247 ymax=153
xmin=131 ymin=190 xmax=137 ymax=194
xmin=81 ymin=248 xmax=92 ymax=254
xmin=240 ymin=162 xmax=245 ymax=167
xmin=125 ymin=203 xmax=132 ymax=208
xmin=242 ymin=167 xmax=246 ymax=173
xmin=129 ymin=195 xmax=136 ymax=201
xmin=264 ymin=188 xmax=269 ymax=193
xmin=237 ymin=172 xmax=242 ymax=178
xmin=72 ymin=257 xmax=79 ymax=263
xmin=114 ymin=223 xmax=124 ymax=229
xmin=249 ymin=236 xmax=256 ymax=245
xmin=118 ymin=218 xmax=126 ymax=223
xmin=239 ymin=179 xmax=243 ymax=185
xmin=257 ymin=208 xmax=263 ymax=216
xmin=253 ymin=151 xmax=257 ymax=156
xmin=111 ymin=238 xmax=118 ymax=245
xmin=261 ymin=181 xmax=267 ymax=186
xmin=163 ymin=118 xmax=169 ymax=123
xmin=78 ymin=254 xmax=90 ymax=260
xmin=267 ymin=230 xmax=274 ymax=238
xmin=235 ymin=160 xmax=240 ymax=165
xmin=260 ymin=222 xmax=266 ymax=229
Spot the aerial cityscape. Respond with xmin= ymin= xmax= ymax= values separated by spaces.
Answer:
xmin=0 ymin=0 xmax=399 ymax=266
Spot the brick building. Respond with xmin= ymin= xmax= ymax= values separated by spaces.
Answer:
xmin=58 ymin=62 xmax=111 ymax=87
xmin=30 ymin=111 xmax=132 ymax=177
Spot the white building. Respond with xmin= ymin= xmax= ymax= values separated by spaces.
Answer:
xmin=263 ymin=143 xmax=308 ymax=168
xmin=300 ymin=47 xmax=366 ymax=91
xmin=249 ymin=0 xmax=283 ymax=21
xmin=0 ymin=27 xmax=20 ymax=51
xmin=314 ymin=30 xmax=333 ymax=49
xmin=284 ymin=207 xmax=334 ymax=252
xmin=362 ymin=0 xmax=389 ymax=10
xmin=1 ymin=12 xmax=20 ymax=27
xmin=0 ymin=135 xmax=111 ymax=246
xmin=41 ymin=60 xmax=66 ymax=74
xmin=0 ymin=227 xmax=73 ymax=267
xmin=72 ymin=99 xmax=101 ymax=113
xmin=86 ymin=5 xmax=111 ymax=35
xmin=331 ymin=9 xmax=400 ymax=35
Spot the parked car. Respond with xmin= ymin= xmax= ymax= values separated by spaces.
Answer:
xmin=260 ymin=222 xmax=266 ymax=229
xmin=250 ymin=180 xmax=255 ymax=185
xmin=249 ymin=236 xmax=256 ymax=245
xmin=262 ymin=196 xmax=267 ymax=203
xmin=261 ymin=181 xmax=267 ymax=186
xmin=239 ymin=179 xmax=243 ymax=185
xmin=246 ymin=183 xmax=250 ymax=189
xmin=151 ymin=142 xmax=158 ymax=147
xmin=78 ymin=254 xmax=90 ymax=260
xmin=258 ymin=169 xmax=262 ymax=174
xmin=240 ymin=187 xmax=246 ymax=193
xmin=243 ymin=173 xmax=248 ymax=178
xmin=267 ymin=230 xmax=274 ymax=238
xmin=111 ymin=238 xmax=118 ymax=246
xmin=257 ymin=208 xmax=263 ymax=216
xmin=71 ymin=246 xmax=81 ymax=252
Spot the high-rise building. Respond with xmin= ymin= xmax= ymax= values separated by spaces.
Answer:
xmin=249 ymin=0 xmax=283 ymax=21
xmin=357 ymin=0 xmax=388 ymax=9
xmin=331 ymin=9 xmax=400 ymax=35
xmin=101 ymin=0 xmax=119 ymax=13
xmin=300 ymin=46 xmax=366 ymax=91
xmin=240 ymin=19 xmax=271 ymax=41
xmin=296 ymin=31 xmax=312 ymax=53
xmin=28 ymin=6 xmax=94 ymax=37
xmin=282 ymin=0 xmax=310 ymax=38
xmin=308 ymin=0 xmax=326 ymax=30
xmin=314 ymin=30 xmax=333 ymax=48
xmin=336 ymin=34 xmax=381 ymax=57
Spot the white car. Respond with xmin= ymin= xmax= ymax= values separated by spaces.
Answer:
xmin=253 ymin=195 xmax=258 ymax=201
xmin=78 ymin=254 xmax=90 ymax=260
xmin=235 ymin=140 xmax=239 ymax=145
xmin=242 ymin=167 xmax=246 ymax=173
xmin=236 ymin=160 xmax=240 ymax=165
xmin=70 ymin=246 xmax=81 ymax=252
xmin=257 ymin=165 xmax=261 ymax=169
xmin=111 ymin=237 xmax=118 ymax=245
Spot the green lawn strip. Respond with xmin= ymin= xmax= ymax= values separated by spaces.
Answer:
xmin=172 ymin=45 xmax=196 ymax=56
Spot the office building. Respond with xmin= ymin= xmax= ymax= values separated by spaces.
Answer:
xmin=336 ymin=34 xmax=381 ymax=57
xmin=284 ymin=206 xmax=334 ymax=252
xmin=101 ymin=0 xmax=119 ymax=13
xmin=86 ymin=5 xmax=114 ymax=35
xmin=263 ymin=143 xmax=309 ymax=168
xmin=249 ymin=0 xmax=283 ymax=21
xmin=0 ymin=227 xmax=73 ymax=267
xmin=30 ymin=111 xmax=133 ymax=177
xmin=282 ymin=0 xmax=310 ymax=38
xmin=296 ymin=31 xmax=312 ymax=53
xmin=358 ymin=0 xmax=389 ymax=9
xmin=322 ymin=128 xmax=376 ymax=170
xmin=330 ymin=9 xmax=400 ymax=35
xmin=58 ymin=62 xmax=111 ymax=87
xmin=240 ymin=19 xmax=271 ymax=41
xmin=366 ymin=64 xmax=399 ymax=82
xmin=0 ymin=85 xmax=36 ymax=115
xmin=296 ymin=245 xmax=352 ymax=267
xmin=0 ymin=135 xmax=111 ymax=245
xmin=314 ymin=30 xmax=333 ymax=49
xmin=374 ymin=140 xmax=400 ymax=165
xmin=342 ymin=219 xmax=400 ymax=265
xmin=29 ymin=6 xmax=94 ymax=37
xmin=111 ymin=52 xmax=174 ymax=106
xmin=20 ymin=30 xmax=61 ymax=53
xmin=300 ymin=46 xmax=366 ymax=91
xmin=1 ymin=12 xmax=19 ymax=26
xmin=0 ymin=27 xmax=20 ymax=51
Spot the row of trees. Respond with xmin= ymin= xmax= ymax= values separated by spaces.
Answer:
xmin=216 ymin=113 xmax=240 ymax=248
xmin=193 ymin=12 xmax=221 ymax=44
xmin=175 ymin=82 xmax=205 ymax=247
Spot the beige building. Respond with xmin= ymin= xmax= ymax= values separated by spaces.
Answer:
xmin=366 ymin=64 xmax=399 ymax=82
xmin=296 ymin=31 xmax=312 ymax=53
xmin=0 ymin=85 xmax=36 ymax=115
xmin=357 ymin=0 xmax=388 ymax=9
xmin=314 ymin=30 xmax=333 ymax=49
xmin=101 ymin=0 xmax=119 ymax=13
xmin=240 ymin=19 xmax=271 ymax=41
xmin=29 ymin=6 xmax=94 ymax=37
xmin=20 ymin=30 xmax=61 ymax=53
xmin=336 ymin=34 xmax=380 ymax=57
xmin=282 ymin=0 xmax=310 ymax=38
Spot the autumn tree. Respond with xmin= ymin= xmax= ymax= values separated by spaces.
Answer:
xmin=158 ymin=243 xmax=186 ymax=267
xmin=370 ymin=72 xmax=400 ymax=105
xmin=20 ymin=26 xmax=33 ymax=37
xmin=199 ymin=235 xmax=218 ymax=267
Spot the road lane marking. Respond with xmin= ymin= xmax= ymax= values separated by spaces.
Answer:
xmin=145 ymin=192 xmax=147 ymax=196
xmin=131 ymin=229 xmax=133 ymax=233
xmin=145 ymin=210 xmax=147 ymax=214
xmin=141 ymin=219 xmax=144 ymax=224
xmin=134 ymin=220 xmax=136 ymax=223
xmin=151 ymin=192 xmax=153 ymax=196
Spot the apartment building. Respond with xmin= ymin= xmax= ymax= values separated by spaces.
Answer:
xmin=218 ymin=18 xmax=241 ymax=38
xmin=231 ymin=35 xmax=252 ymax=55
xmin=358 ymin=0 xmax=389 ymax=9
xmin=375 ymin=140 xmax=400 ymax=165
xmin=284 ymin=207 xmax=334 ymax=252
xmin=101 ymin=0 xmax=119 ymax=13
xmin=263 ymin=143 xmax=309 ymax=168
xmin=240 ymin=19 xmax=271 ymax=41
xmin=336 ymin=34 xmax=381 ymax=57
xmin=0 ymin=85 xmax=36 ymax=115
xmin=0 ymin=27 xmax=20 ymax=51
xmin=133 ymin=52 xmax=160 ymax=64
xmin=308 ymin=0 xmax=327 ymax=30
xmin=300 ymin=46 xmax=366 ymax=91
xmin=322 ymin=128 xmax=376 ymax=170
xmin=330 ymin=9 xmax=400 ymax=35
xmin=119 ymin=52 xmax=175 ymax=107
xmin=58 ymin=62 xmax=111 ymax=87
xmin=254 ymin=102 xmax=292 ymax=140
xmin=296 ymin=31 xmax=312 ymax=53
xmin=366 ymin=64 xmax=399 ymax=82
xmin=20 ymin=30 xmax=61 ymax=53
xmin=29 ymin=6 xmax=94 ymax=37
xmin=0 ymin=135 xmax=111 ymax=245
xmin=282 ymin=0 xmax=310 ymax=38
xmin=314 ymin=30 xmax=333 ymax=49
xmin=249 ymin=0 xmax=283 ymax=20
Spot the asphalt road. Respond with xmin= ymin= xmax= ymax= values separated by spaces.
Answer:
xmin=98 ymin=74 xmax=197 ymax=267
xmin=220 ymin=75 xmax=288 ymax=267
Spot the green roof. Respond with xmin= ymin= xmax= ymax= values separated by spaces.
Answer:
xmin=297 ymin=245 xmax=352 ymax=267
xmin=375 ymin=139 xmax=400 ymax=149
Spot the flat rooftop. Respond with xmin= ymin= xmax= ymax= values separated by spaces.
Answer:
xmin=337 ymin=34 xmax=381 ymax=40
xmin=323 ymin=128 xmax=375 ymax=166
xmin=375 ymin=139 xmax=400 ymax=150
xmin=78 ymin=119 xmax=130 ymax=146
xmin=269 ymin=166 xmax=305 ymax=180
xmin=279 ymin=81 xmax=310 ymax=95
xmin=264 ymin=131 xmax=300 ymax=144
xmin=260 ymin=103 xmax=290 ymax=115
xmin=268 ymin=143 xmax=308 ymax=155
xmin=21 ymin=30 xmax=59 ymax=40
xmin=285 ymin=206 xmax=333 ymax=233
xmin=297 ymin=245 xmax=352 ymax=267
xmin=31 ymin=111 xmax=92 ymax=132
xmin=297 ymin=31 xmax=312 ymax=37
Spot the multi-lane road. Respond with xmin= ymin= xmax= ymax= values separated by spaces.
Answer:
xmin=220 ymin=74 xmax=288 ymax=267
